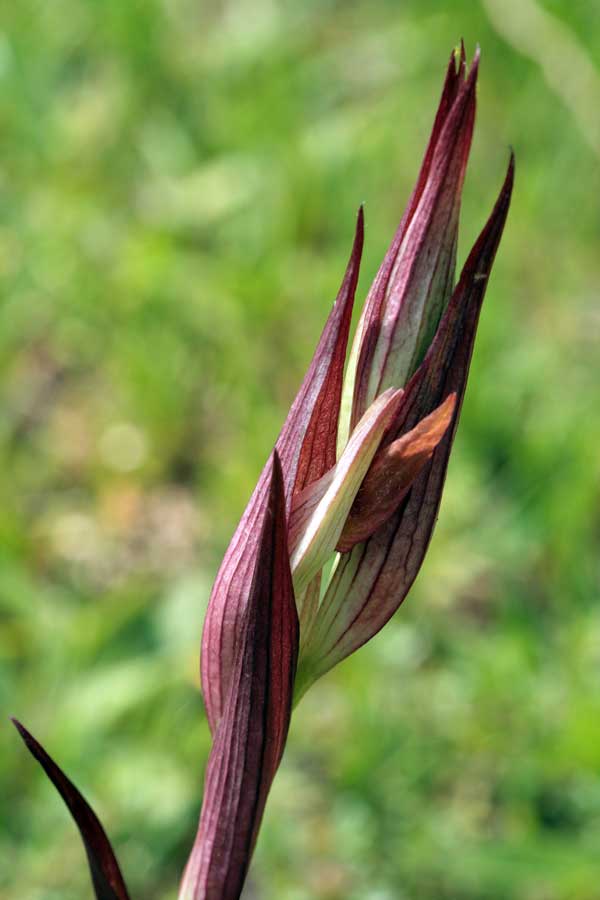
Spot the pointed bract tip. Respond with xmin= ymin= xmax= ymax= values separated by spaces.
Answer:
xmin=352 ymin=205 xmax=365 ymax=255
xmin=495 ymin=151 xmax=515 ymax=212
xmin=452 ymin=39 xmax=466 ymax=78
xmin=11 ymin=717 xmax=33 ymax=743
xmin=507 ymin=148 xmax=516 ymax=181
xmin=465 ymin=47 xmax=480 ymax=88
xmin=270 ymin=446 xmax=282 ymax=471
xmin=268 ymin=448 xmax=287 ymax=502
xmin=447 ymin=46 xmax=460 ymax=78
xmin=356 ymin=203 xmax=365 ymax=233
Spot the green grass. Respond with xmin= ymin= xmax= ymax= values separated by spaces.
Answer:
xmin=1 ymin=1 xmax=599 ymax=898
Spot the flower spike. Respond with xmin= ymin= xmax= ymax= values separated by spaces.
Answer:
xmin=298 ymin=153 xmax=515 ymax=692
xmin=14 ymin=44 xmax=514 ymax=900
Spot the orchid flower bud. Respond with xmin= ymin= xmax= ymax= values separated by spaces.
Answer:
xmin=187 ymin=44 xmax=513 ymax=897
xmin=13 ymin=45 xmax=513 ymax=900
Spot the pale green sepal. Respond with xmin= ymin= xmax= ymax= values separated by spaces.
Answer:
xmin=290 ymin=387 xmax=402 ymax=596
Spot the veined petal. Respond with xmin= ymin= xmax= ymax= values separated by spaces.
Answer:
xmin=406 ymin=41 xmax=467 ymax=218
xmin=298 ymin=154 xmax=514 ymax=693
xmin=289 ymin=387 xmax=404 ymax=596
xmin=337 ymin=393 xmax=456 ymax=552
xmin=339 ymin=48 xmax=478 ymax=449
xmin=201 ymin=211 xmax=363 ymax=733
xmin=338 ymin=45 xmax=466 ymax=451
xmin=11 ymin=720 xmax=130 ymax=900
xmin=180 ymin=452 xmax=298 ymax=900
xmin=281 ymin=206 xmax=365 ymax=496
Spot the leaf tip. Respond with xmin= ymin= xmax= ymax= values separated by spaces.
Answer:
xmin=11 ymin=717 xmax=34 ymax=748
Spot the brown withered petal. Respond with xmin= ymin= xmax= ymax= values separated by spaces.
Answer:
xmin=346 ymin=49 xmax=478 ymax=437
xmin=299 ymin=154 xmax=514 ymax=689
xmin=179 ymin=452 xmax=298 ymax=900
xmin=11 ymin=719 xmax=130 ymax=900
xmin=201 ymin=210 xmax=363 ymax=733
xmin=337 ymin=393 xmax=457 ymax=552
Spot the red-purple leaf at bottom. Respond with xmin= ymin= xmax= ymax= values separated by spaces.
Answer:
xmin=11 ymin=719 xmax=130 ymax=900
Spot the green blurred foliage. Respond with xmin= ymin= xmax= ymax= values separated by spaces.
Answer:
xmin=1 ymin=0 xmax=599 ymax=898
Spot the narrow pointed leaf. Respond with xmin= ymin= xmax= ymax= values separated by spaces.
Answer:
xmin=300 ymin=154 xmax=514 ymax=689
xmin=342 ymin=50 xmax=478 ymax=444
xmin=11 ymin=719 xmax=130 ymax=900
xmin=289 ymin=387 xmax=404 ymax=595
xmin=337 ymin=393 xmax=456 ymax=552
xmin=180 ymin=452 xmax=298 ymax=900
xmin=202 ymin=210 xmax=363 ymax=732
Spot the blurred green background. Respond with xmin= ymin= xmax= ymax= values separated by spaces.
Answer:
xmin=1 ymin=1 xmax=599 ymax=898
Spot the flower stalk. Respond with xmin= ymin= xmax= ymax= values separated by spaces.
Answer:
xmin=12 ymin=44 xmax=513 ymax=900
